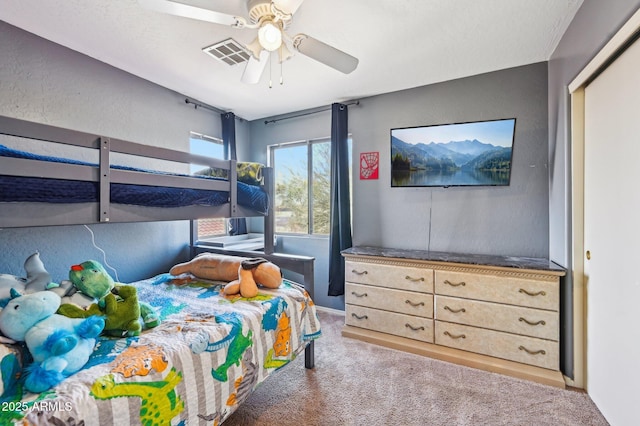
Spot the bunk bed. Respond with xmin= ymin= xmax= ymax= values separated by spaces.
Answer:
xmin=0 ymin=115 xmax=319 ymax=425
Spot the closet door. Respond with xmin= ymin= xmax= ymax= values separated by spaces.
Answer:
xmin=583 ymin=35 xmax=640 ymax=425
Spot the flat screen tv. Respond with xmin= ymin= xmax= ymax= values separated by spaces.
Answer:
xmin=391 ymin=118 xmax=516 ymax=187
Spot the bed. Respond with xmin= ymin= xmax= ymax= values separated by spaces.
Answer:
xmin=0 ymin=114 xmax=319 ymax=424
xmin=0 ymin=274 xmax=320 ymax=425
xmin=0 ymin=115 xmax=271 ymax=229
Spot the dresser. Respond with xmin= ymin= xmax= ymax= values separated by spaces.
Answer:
xmin=342 ymin=246 xmax=566 ymax=388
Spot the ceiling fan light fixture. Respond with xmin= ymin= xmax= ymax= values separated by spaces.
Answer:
xmin=246 ymin=36 xmax=264 ymax=60
xmin=258 ymin=21 xmax=282 ymax=51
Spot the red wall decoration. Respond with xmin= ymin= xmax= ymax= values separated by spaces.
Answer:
xmin=360 ymin=151 xmax=379 ymax=180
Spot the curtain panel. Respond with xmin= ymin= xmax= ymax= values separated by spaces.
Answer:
xmin=328 ymin=103 xmax=353 ymax=296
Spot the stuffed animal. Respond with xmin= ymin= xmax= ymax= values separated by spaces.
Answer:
xmin=0 ymin=289 xmax=104 ymax=393
xmin=0 ymin=253 xmax=55 ymax=303
xmin=57 ymin=261 xmax=159 ymax=337
xmin=169 ymin=253 xmax=282 ymax=298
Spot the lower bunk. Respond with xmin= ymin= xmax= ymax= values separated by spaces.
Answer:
xmin=0 ymin=272 xmax=321 ymax=425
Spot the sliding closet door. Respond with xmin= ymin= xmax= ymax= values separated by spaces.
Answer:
xmin=583 ymin=35 xmax=640 ymax=425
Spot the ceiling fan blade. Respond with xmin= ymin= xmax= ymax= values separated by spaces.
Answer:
xmin=293 ymin=34 xmax=358 ymax=74
xmin=273 ymin=0 xmax=305 ymax=15
xmin=138 ymin=0 xmax=240 ymax=26
xmin=241 ymin=50 xmax=269 ymax=84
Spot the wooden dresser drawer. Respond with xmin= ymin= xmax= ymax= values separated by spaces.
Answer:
xmin=435 ymin=321 xmax=558 ymax=370
xmin=345 ymin=261 xmax=433 ymax=293
xmin=346 ymin=305 xmax=434 ymax=343
xmin=346 ymin=282 xmax=433 ymax=318
xmin=435 ymin=295 xmax=558 ymax=340
xmin=435 ymin=270 xmax=558 ymax=310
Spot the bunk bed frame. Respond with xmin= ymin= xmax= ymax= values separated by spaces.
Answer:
xmin=0 ymin=114 xmax=314 ymax=368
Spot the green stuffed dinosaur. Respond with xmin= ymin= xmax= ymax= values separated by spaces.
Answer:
xmin=57 ymin=260 xmax=159 ymax=337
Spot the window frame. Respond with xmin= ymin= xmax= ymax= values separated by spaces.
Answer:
xmin=268 ymin=136 xmax=351 ymax=236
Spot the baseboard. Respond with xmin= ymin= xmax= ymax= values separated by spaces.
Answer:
xmin=315 ymin=306 xmax=345 ymax=316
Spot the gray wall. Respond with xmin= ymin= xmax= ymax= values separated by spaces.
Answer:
xmin=0 ymin=21 xmax=229 ymax=283
xmin=547 ymin=0 xmax=640 ymax=377
xmin=350 ymin=63 xmax=549 ymax=257
xmin=250 ymin=62 xmax=550 ymax=310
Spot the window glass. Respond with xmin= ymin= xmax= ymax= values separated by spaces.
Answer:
xmin=190 ymin=132 xmax=226 ymax=239
xmin=274 ymin=143 xmax=309 ymax=233
xmin=270 ymin=138 xmax=351 ymax=235
xmin=312 ymin=141 xmax=331 ymax=234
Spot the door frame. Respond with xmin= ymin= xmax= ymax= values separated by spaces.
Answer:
xmin=568 ymin=7 xmax=640 ymax=390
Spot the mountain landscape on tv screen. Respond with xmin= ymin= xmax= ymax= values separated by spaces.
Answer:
xmin=391 ymin=136 xmax=512 ymax=187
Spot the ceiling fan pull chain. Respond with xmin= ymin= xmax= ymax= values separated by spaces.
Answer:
xmin=269 ymin=51 xmax=273 ymax=89
xmin=280 ymin=44 xmax=284 ymax=85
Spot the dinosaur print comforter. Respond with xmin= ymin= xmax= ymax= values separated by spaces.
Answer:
xmin=0 ymin=276 xmax=321 ymax=425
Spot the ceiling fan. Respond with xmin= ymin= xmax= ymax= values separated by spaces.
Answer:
xmin=139 ymin=0 xmax=359 ymax=84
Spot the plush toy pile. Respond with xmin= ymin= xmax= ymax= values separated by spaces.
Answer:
xmin=169 ymin=253 xmax=283 ymax=298
xmin=57 ymin=260 xmax=160 ymax=337
xmin=0 ymin=254 xmax=162 ymax=394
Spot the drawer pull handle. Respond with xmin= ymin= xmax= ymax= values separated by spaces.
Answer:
xmin=405 ymin=275 xmax=425 ymax=282
xmin=405 ymin=300 xmax=425 ymax=307
xmin=351 ymin=313 xmax=368 ymax=320
xmin=444 ymin=306 xmax=466 ymax=314
xmin=443 ymin=331 xmax=466 ymax=339
xmin=352 ymin=269 xmax=368 ymax=276
xmin=519 ymin=288 xmax=546 ymax=297
xmin=519 ymin=345 xmax=546 ymax=356
xmin=519 ymin=317 xmax=546 ymax=326
xmin=444 ymin=280 xmax=466 ymax=287
xmin=351 ymin=291 xmax=368 ymax=298
xmin=405 ymin=323 xmax=425 ymax=331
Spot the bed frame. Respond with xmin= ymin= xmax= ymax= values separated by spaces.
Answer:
xmin=0 ymin=114 xmax=315 ymax=368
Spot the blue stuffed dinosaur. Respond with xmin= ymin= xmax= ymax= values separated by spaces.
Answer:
xmin=0 ymin=290 xmax=104 ymax=393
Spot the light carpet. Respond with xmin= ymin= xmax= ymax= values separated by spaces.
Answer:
xmin=225 ymin=310 xmax=608 ymax=426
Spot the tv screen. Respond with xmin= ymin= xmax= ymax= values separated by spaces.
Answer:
xmin=391 ymin=118 xmax=516 ymax=187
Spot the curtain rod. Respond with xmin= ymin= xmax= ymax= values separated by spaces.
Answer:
xmin=186 ymin=98 xmax=248 ymax=122
xmin=185 ymin=98 xmax=226 ymax=115
xmin=264 ymin=100 xmax=360 ymax=125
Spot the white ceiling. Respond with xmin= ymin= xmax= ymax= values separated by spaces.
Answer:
xmin=1 ymin=0 xmax=583 ymax=121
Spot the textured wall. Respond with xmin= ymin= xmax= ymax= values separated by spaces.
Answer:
xmin=350 ymin=62 xmax=549 ymax=257
xmin=0 ymin=21 xmax=223 ymax=283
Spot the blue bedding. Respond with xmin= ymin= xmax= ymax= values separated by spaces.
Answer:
xmin=0 ymin=144 xmax=268 ymax=213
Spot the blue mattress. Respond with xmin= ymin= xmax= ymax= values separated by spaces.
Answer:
xmin=0 ymin=144 xmax=268 ymax=213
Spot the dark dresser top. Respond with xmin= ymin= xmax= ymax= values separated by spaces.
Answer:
xmin=342 ymin=246 xmax=566 ymax=274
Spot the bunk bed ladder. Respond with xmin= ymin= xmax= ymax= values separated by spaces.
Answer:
xmin=99 ymin=137 xmax=111 ymax=222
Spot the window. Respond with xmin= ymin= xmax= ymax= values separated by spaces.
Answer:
xmin=190 ymin=132 xmax=226 ymax=239
xmin=269 ymin=138 xmax=351 ymax=235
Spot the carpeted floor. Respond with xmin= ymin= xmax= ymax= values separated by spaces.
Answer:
xmin=224 ymin=310 xmax=609 ymax=426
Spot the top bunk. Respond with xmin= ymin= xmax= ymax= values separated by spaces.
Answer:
xmin=0 ymin=115 xmax=272 ymax=228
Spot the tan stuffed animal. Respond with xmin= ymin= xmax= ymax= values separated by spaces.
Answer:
xmin=169 ymin=253 xmax=282 ymax=298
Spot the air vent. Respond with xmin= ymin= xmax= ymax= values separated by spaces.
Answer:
xmin=202 ymin=38 xmax=251 ymax=66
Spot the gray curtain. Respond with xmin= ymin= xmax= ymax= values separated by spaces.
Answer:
xmin=221 ymin=112 xmax=247 ymax=235
xmin=328 ymin=103 xmax=352 ymax=296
